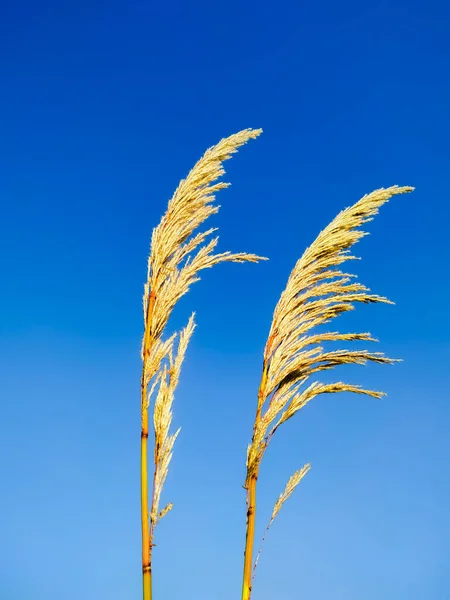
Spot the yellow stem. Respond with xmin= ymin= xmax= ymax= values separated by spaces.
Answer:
xmin=141 ymin=408 xmax=151 ymax=600
xmin=141 ymin=291 xmax=156 ymax=600
xmin=241 ymin=366 xmax=269 ymax=600
xmin=241 ymin=474 xmax=257 ymax=600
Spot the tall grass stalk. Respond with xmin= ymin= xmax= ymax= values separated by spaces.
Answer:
xmin=139 ymin=128 xmax=265 ymax=600
xmin=241 ymin=185 xmax=414 ymax=599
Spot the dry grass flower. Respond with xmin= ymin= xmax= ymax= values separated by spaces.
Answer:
xmin=241 ymin=185 xmax=414 ymax=600
xmin=139 ymin=128 xmax=266 ymax=600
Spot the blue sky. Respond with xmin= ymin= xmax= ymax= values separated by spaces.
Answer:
xmin=1 ymin=1 xmax=449 ymax=599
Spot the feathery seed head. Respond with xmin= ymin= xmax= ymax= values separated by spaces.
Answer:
xmin=246 ymin=185 xmax=413 ymax=484
xmin=142 ymin=129 xmax=265 ymax=534
xmin=143 ymin=128 xmax=266 ymax=349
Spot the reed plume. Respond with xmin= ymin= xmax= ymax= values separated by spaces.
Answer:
xmin=140 ymin=128 xmax=265 ymax=600
xmin=241 ymin=185 xmax=414 ymax=600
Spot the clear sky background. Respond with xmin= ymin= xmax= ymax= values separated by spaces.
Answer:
xmin=1 ymin=1 xmax=449 ymax=599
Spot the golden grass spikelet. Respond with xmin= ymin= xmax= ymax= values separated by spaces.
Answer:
xmin=143 ymin=333 xmax=177 ymax=397
xmin=271 ymin=464 xmax=311 ymax=522
xmin=150 ymin=315 xmax=195 ymax=525
xmin=251 ymin=465 xmax=311 ymax=580
xmin=157 ymin=503 xmax=173 ymax=521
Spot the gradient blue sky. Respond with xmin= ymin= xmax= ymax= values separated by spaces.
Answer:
xmin=1 ymin=1 xmax=449 ymax=599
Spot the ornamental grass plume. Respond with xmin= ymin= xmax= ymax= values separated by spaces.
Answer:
xmin=241 ymin=185 xmax=414 ymax=600
xmin=140 ymin=128 xmax=266 ymax=600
